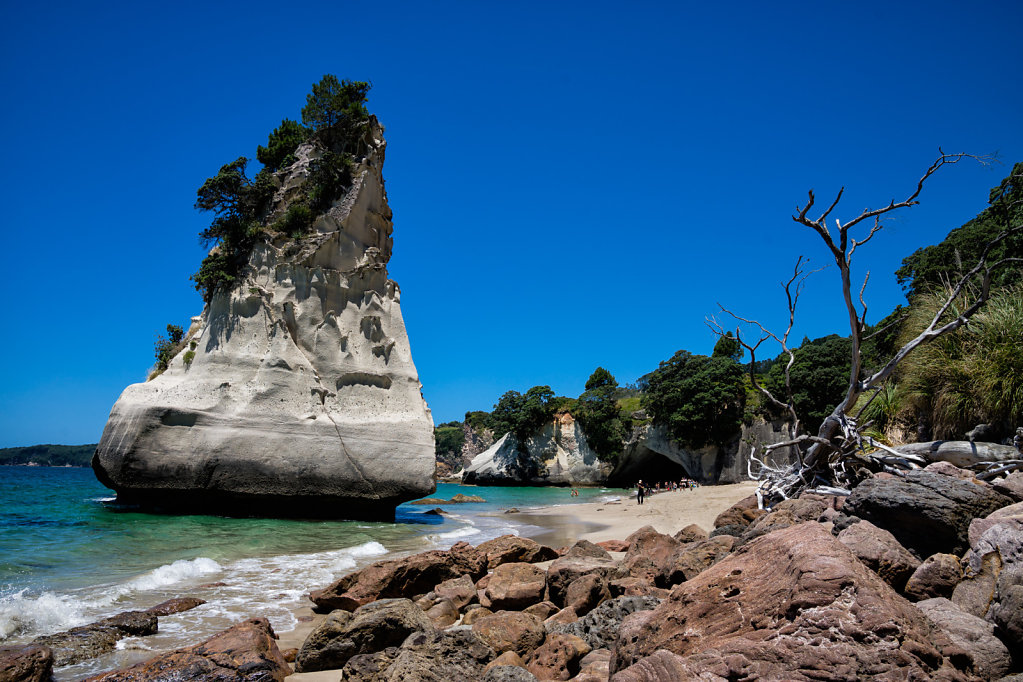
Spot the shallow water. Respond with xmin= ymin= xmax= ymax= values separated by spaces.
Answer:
xmin=0 ymin=465 xmax=622 ymax=679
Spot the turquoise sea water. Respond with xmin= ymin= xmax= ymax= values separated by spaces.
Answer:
xmin=0 ymin=465 xmax=622 ymax=679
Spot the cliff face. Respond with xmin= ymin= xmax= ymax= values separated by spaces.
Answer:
xmin=94 ymin=120 xmax=435 ymax=519
xmin=461 ymin=415 xmax=792 ymax=487
xmin=462 ymin=413 xmax=611 ymax=486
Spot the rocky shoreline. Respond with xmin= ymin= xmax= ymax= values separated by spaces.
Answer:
xmin=3 ymin=466 xmax=1021 ymax=681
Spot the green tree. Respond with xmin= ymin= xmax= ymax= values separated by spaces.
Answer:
xmin=576 ymin=367 xmax=629 ymax=462
xmin=764 ymin=335 xmax=853 ymax=434
xmin=154 ymin=324 xmax=185 ymax=372
xmin=434 ymin=423 xmax=466 ymax=469
xmin=896 ymin=161 xmax=1023 ymax=297
xmin=712 ymin=331 xmax=743 ymax=362
xmin=256 ymin=118 xmax=308 ymax=172
xmin=490 ymin=386 xmax=557 ymax=443
xmin=643 ymin=351 xmax=745 ymax=448
xmin=301 ymin=76 xmax=371 ymax=151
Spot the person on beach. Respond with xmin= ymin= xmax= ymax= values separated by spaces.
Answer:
xmin=637 ymin=480 xmax=645 ymax=505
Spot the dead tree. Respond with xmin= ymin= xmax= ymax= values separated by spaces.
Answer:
xmin=710 ymin=153 xmax=1022 ymax=507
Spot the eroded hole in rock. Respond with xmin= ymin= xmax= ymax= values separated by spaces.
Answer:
xmin=360 ymin=316 xmax=383 ymax=342
xmin=607 ymin=449 xmax=693 ymax=487
xmin=336 ymin=372 xmax=392 ymax=390
xmin=159 ymin=410 xmax=198 ymax=428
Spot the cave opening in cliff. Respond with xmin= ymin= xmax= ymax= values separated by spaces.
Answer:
xmin=609 ymin=452 xmax=693 ymax=487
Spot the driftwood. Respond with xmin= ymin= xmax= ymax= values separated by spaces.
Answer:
xmin=711 ymin=154 xmax=1022 ymax=507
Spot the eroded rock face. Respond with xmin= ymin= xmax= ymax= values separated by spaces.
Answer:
xmin=611 ymin=523 xmax=976 ymax=680
xmin=0 ymin=645 xmax=53 ymax=682
xmin=93 ymin=120 xmax=435 ymax=519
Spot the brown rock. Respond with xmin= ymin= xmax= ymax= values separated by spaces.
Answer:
xmin=525 ymin=633 xmax=590 ymax=680
xmin=611 ymin=523 xmax=975 ymax=680
xmin=486 ymin=650 xmax=527 ymax=672
xmin=341 ymin=648 xmax=400 ymax=682
xmin=483 ymin=562 xmax=547 ymax=610
xmin=596 ymin=539 xmax=629 ymax=552
xmin=472 ymin=611 xmax=545 ymax=657
xmin=82 ymin=617 xmax=290 ymax=682
xmin=476 ymin=535 xmax=559 ymax=570
xmin=295 ymin=598 xmax=433 ymax=672
xmin=837 ymin=519 xmax=920 ymax=590
xmin=573 ymin=647 xmax=611 ymax=682
xmin=916 ymin=598 xmax=1011 ymax=679
xmin=425 ymin=598 xmax=459 ymax=628
xmin=905 ymin=553 xmax=962 ymax=601
xmin=611 ymin=649 xmax=718 ymax=682
xmin=665 ymin=535 xmax=734 ymax=584
xmin=673 ymin=524 xmax=708 ymax=543
xmin=385 ymin=628 xmax=496 ymax=681
xmin=145 ymin=597 xmax=206 ymax=616
xmin=462 ymin=607 xmax=494 ymax=625
xmin=712 ymin=495 xmax=765 ymax=528
xmin=608 ymin=577 xmax=669 ymax=599
xmin=623 ymin=526 xmax=679 ymax=573
xmin=991 ymin=471 xmax=1023 ymax=502
xmin=740 ymin=497 xmax=826 ymax=544
xmin=435 ymin=574 xmax=477 ymax=610
xmin=614 ymin=554 xmax=660 ymax=585
xmin=522 ymin=601 xmax=558 ymax=620
xmin=563 ymin=573 xmax=609 ymax=616
xmin=952 ymin=502 xmax=1023 ymax=626
xmin=0 ymin=645 xmax=52 ymax=682
xmin=543 ymin=607 xmax=578 ymax=627
xmin=280 ymin=647 xmax=298 ymax=663
xmin=310 ymin=542 xmax=486 ymax=611
xmin=545 ymin=544 xmax=617 ymax=607
xmin=924 ymin=461 xmax=980 ymax=480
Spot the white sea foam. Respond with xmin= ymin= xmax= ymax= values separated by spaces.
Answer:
xmin=433 ymin=526 xmax=482 ymax=541
xmin=121 ymin=557 xmax=222 ymax=593
xmin=0 ymin=589 xmax=88 ymax=640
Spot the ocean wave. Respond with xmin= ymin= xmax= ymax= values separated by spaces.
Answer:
xmin=0 ymin=589 xmax=88 ymax=640
xmin=120 ymin=558 xmax=222 ymax=593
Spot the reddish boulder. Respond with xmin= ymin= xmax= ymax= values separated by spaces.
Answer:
xmin=145 ymin=597 xmax=206 ymax=616
xmin=525 ymin=633 xmax=590 ymax=681
xmin=563 ymin=573 xmax=610 ymax=616
xmin=471 ymin=611 xmax=545 ymax=657
xmin=597 ymin=539 xmax=630 ymax=552
xmin=608 ymin=577 xmax=669 ymax=599
xmin=310 ymin=541 xmax=486 ymax=611
xmin=665 ymin=535 xmax=734 ymax=584
xmin=712 ymin=495 xmax=765 ymax=528
xmin=522 ymin=601 xmax=559 ymax=620
xmin=434 ymin=573 xmax=477 ymax=610
xmin=611 ymin=649 xmax=717 ymax=682
xmin=82 ymin=617 xmax=290 ymax=682
xmin=425 ymin=597 xmax=459 ymax=628
xmin=476 ymin=535 xmax=559 ymax=570
xmin=623 ymin=526 xmax=679 ymax=576
xmin=837 ymin=519 xmax=920 ymax=590
xmin=486 ymin=650 xmax=527 ymax=672
xmin=483 ymin=562 xmax=547 ymax=610
xmin=673 ymin=524 xmax=708 ymax=544
xmin=0 ymin=645 xmax=52 ymax=682
xmin=462 ymin=607 xmax=494 ymax=625
xmin=611 ymin=523 xmax=975 ymax=680
xmin=545 ymin=542 xmax=617 ymax=607
xmin=904 ymin=553 xmax=963 ymax=601
xmin=543 ymin=607 xmax=578 ymax=627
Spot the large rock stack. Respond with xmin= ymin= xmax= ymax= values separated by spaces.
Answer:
xmin=93 ymin=119 xmax=435 ymax=519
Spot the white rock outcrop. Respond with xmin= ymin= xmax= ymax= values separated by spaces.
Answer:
xmin=463 ymin=413 xmax=611 ymax=486
xmin=94 ymin=119 xmax=435 ymax=518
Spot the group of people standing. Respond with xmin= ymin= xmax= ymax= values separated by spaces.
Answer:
xmin=635 ymin=477 xmax=699 ymax=504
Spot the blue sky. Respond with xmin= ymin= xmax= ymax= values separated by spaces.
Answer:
xmin=1 ymin=0 xmax=1021 ymax=446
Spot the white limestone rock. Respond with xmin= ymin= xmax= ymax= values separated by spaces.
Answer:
xmin=463 ymin=413 xmax=611 ymax=486
xmin=94 ymin=119 xmax=435 ymax=518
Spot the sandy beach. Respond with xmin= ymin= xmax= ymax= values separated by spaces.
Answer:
xmin=512 ymin=481 xmax=759 ymax=545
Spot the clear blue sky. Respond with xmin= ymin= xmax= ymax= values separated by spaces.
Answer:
xmin=1 ymin=0 xmax=1021 ymax=446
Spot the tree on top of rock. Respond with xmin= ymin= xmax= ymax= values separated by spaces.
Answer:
xmin=577 ymin=367 xmax=630 ymax=462
xmin=302 ymin=75 xmax=371 ymax=152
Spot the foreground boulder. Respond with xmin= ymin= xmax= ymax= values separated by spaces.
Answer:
xmin=83 ymin=617 xmax=289 ymax=681
xmin=32 ymin=610 xmax=158 ymax=666
xmin=611 ymin=523 xmax=976 ymax=680
xmin=0 ymin=645 xmax=52 ymax=682
xmin=916 ymin=598 xmax=1011 ymax=679
xmin=296 ymin=598 xmax=433 ymax=672
xmin=843 ymin=469 xmax=1012 ymax=558
xmin=92 ymin=120 xmax=435 ymax=520
xmin=905 ymin=553 xmax=962 ymax=601
xmin=471 ymin=611 xmax=545 ymax=657
xmin=310 ymin=541 xmax=486 ymax=611
xmin=836 ymin=519 xmax=920 ymax=591
xmin=381 ymin=629 xmax=496 ymax=681
xmin=476 ymin=535 xmax=559 ymax=570
xmin=545 ymin=541 xmax=617 ymax=607
xmin=482 ymin=562 xmax=547 ymax=611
